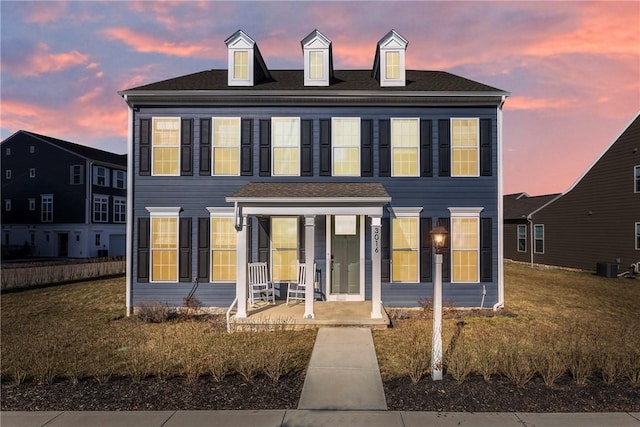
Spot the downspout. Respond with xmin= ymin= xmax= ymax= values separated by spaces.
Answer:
xmin=493 ymin=95 xmax=506 ymax=311
xmin=125 ymin=95 xmax=134 ymax=316
xmin=86 ymin=160 xmax=93 ymax=257
xmin=527 ymin=214 xmax=534 ymax=268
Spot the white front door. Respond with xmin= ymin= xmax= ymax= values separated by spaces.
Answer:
xmin=326 ymin=215 xmax=364 ymax=301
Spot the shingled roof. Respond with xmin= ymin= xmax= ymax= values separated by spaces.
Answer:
xmin=122 ymin=69 xmax=506 ymax=94
xmin=503 ymin=193 xmax=561 ymax=220
xmin=228 ymin=182 xmax=391 ymax=201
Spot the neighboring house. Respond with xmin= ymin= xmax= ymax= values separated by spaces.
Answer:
xmin=503 ymin=192 xmax=560 ymax=264
xmin=119 ymin=29 xmax=509 ymax=319
xmin=1 ymin=131 xmax=127 ymax=258
xmin=503 ymin=112 xmax=640 ymax=272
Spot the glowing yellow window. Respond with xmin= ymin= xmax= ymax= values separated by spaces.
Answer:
xmin=272 ymin=118 xmax=300 ymax=176
xmin=212 ymin=118 xmax=240 ymax=175
xmin=211 ymin=217 xmax=236 ymax=282
xmin=391 ymin=118 xmax=419 ymax=177
xmin=452 ymin=118 xmax=479 ymax=177
xmin=332 ymin=118 xmax=360 ymax=176
xmin=385 ymin=51 xmax=400 ymax=80
xmin=392 ymin=217 xmax=419 ymax=282
xmin=452 ymin=217 xmax=479 ymax=282
xmin=152 ymin=118 xmax=180 ymax=176
xmin=234 ymin=51 xmax=249 ymax=80
xmin=271 ymin=217 xmax=298 ymax=282
xmin=309 ymin=51 xmax=324 ymax=80
xmin=151 ymin=217 xmax=178 ymax=282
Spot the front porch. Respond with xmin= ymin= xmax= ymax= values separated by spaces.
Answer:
xmin=229 ymin=301 xmax=390 ymax=331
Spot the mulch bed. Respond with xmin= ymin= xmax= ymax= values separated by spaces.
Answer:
xmin=2 ymin=374 xmax=638 ymax=412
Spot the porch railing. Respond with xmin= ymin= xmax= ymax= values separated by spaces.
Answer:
xmin=226 ymin=297 xmax=238 ymax=333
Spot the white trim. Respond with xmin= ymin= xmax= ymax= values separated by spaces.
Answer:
xmin=448 ymin=207 xmax=484 ymax=216
xmin=125 ymin=100 xmax=133 ymax=315
xmin=331 ymin=117 xmax=361 ymax=176
xmin=229 ymin=196 xmax=391 ymax=205
xmin=450 ymin=117 xmax=480 ymax=178
xmin=534 ymin=224 xmax=545 ymax=254
xmin=388 ymin=206 xmax=423 ymax=217
xmin=326 ymin=214 xmax=365 ymax=301
xmin=634 ymin=165 xmax=640 ymax=193
xmin=390 ymin=117 xmax=420 ymax=177
xmin=517 ymin=224 xmax=527 ymax=253
xmin=635 ymin=222 xmax=640 ymax=250
xmin=238 ymin=206 xmax=386 ymax=217
xmin=390 ymin=214 xmax=420 ymax=283
xmin=450 ymin=211 xmax=481 ymax=284
xmin=148 ymin=212 xmax=180 ymax=284
xmin=211 ymin=117 xmax=241 ymax=176
xmin=271 ymin=117 xmax=301 ymax=176
xmin=113 ymin=197 xmax=126 ymax=223
xmin=146 ymin=206 xmax=182 ymax=216
xmin=93 ymin=194 xmax=109 ymax=223
xmin=208 ymin=210 xmax=237 ymax=284
xmin=151 ymin=117 xmax=181 ymax=177
xmin=206 ymin=207 xmax=235 ymax=215
xmin=496 ymin=100 xmax=505 ymax=310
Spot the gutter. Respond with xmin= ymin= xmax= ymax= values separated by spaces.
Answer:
xmin=493 ymin=95 xmax=507 ymax=311
xmin=124 ymin=95 xmax=134 ymax=316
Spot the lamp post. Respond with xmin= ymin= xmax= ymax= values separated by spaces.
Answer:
xmin=430 ymin=224 xmax=448 ymax=381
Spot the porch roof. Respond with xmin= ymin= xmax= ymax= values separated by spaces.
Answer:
xmin=226 ymin=182 xmax=391 ymax=216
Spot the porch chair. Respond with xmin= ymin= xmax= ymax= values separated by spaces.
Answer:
xmin=248 ymin=262 xmax=275 ymax=306
xmin=286 ymin=262 xmax=319 ymax=304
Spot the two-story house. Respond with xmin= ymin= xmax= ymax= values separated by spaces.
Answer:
xmin=119 ymin=29 xmax=509 ymax=319
xmin=1 ymin=131 xmax=127 ymax=259
xmin=504 ymin=112 xmax=640 ymax=273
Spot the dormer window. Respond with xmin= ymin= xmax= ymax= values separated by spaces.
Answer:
xmin=373 ymin=30 xmax=408 ymax=87
xmin=225 ymin=30 xmax=271 ymax=87
xmin=302 ymin=29 xmax=333 ymax=87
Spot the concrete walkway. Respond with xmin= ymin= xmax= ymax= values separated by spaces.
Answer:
xmin=297 ymin=327 xmax=387 ymax=410
xmin=2 ymin=410 xmax=639 ymax=427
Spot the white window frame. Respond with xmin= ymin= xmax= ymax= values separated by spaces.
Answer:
xmin=93 ymin=195 xmax=109 ymax=223
xmin=70 ymin=165 xmax=84 ymax=185
xmin=271 ymin=117 xmax=301 ymax=177
xmin=517 ymin=224 xmax=527 ymax=253
xmin=635 ymin=222 xmax=640 ymax=251
xmin=449 ymin=207 xmax=484 ymax=284
xmin=534 ymin=224 xmax=545 ymax=254
xmin=270 ymin=216 xmax=299 ymax=282
xmin=29 ymin=168 xmax=36 ymax=178
xmin=389 ymin=207 xmax=423 ymax=283
xmin=151 ymin=117 xmax=181 ymax=176
xmin=634 ymin=165 xmax=640 ymax=193
xmin=113 ymin=170 xmax=126 ymax=189
xmin=29 ymin=198 xmax=36 ymax=211
xmin=380 ymin=48 xmax=406 ymax=87
xmin=94 ymin=166 xmax=109 ymax=187
xmin=451 ymin=118 xmax=480 ymax=177
xmin=308 ymin=50 xmax=325 ymax=81
xmin=391 ymin=118 xmax=420 ymax=177
xmin=207 ymin=207 xmax=236 ymax=283
xmin=146 ymin=207 xmax=181 ymax=283
xmin=332 ymin=117 xmax=361 ymax=176
xmin=41 ymin=194 xmax=53 ymax=222
xmin=212 ymin=117 xmax=241 ymax=176
xmin=113 ymin=197 xmax=126 ymax=223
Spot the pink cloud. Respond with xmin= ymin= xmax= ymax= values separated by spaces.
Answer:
xmin=24 ymin=1 xmax=68 ymax=24
xmin=505 ymin=96 xmax=579 ymax=112
xmin=4 ymin=42 xmax=89 ymax=77
xmin=101 ymin=27 xmax=216 ymax=58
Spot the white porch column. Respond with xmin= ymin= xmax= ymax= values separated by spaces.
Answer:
xmin=370 ymin=216 xmax=383 ymax=319
xmin=304 ymin=215 xmax=316 ymax=319
xmin=235 ymin=214 xmax=248 ymax=318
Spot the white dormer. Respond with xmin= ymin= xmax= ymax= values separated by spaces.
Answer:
xmin=225 ymin=30 xmax=270 ymax=87
xmin=301 ymin=29 xmax=333 ymax=87
xmin=372 ymin=30 xmax=408 ymax=87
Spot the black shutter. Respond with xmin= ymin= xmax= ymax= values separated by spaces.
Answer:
xmin=480 ymin=118 xmax=492 ymax=177
xmin=197 ymin=217 xmax=209 ymax=281
xmin=438 ymin=119 xmax=451 ymax=177
xmin=480 ymin=217 xmax=493 ymax=282
xmin=301 ymin=119 xmax=313 ymax=176
xmin=139 ymin=119 xmax=151 ymax=176
xmin=137 ymin=218 xmax=150 ymax=282
xmin=257 ymin=217 xmax=270 ymax=262
xmin=259 ymin=120 xmax=271 ymax=176
xmin=381 ymin=216 xmax=390 ymax=282
xmin=420 ymin=120 xmax=433 ymax=177
xmin=199 ymin=118 xmax=211 ymax=176
xmin=241 ymin=119 xmax=253 ymax=176
xmin=361 ymin=119 xmax=373 ymax=177
xmin=379 ymin=120 xmax=391 ymax=177
xmin=181 ymin=119 xmax=193 ymax=176
xmin=298 ymin=217 xmax=305 ymax=262
xmin=179 ymin=217 xmax=192 ymax=282
xmin=438 ymin=218 xmax=451 ymax=281
xmin=319 ymin=119 xmax=331 ymax=176
xmin=420 ymin=217 xmax=433 ymax=282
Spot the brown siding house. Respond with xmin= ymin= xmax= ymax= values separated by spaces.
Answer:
xmin=504 ymin=112 xmax=640 ymax=272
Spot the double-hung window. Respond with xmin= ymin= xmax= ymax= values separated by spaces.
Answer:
xmin=272 ymin=118 xmax=300 ymax=176
xmin=635 ymin=166 xmax=640 ymax=193
xmin=41 ymin=195 xmax=53 ymax=222
xmin=152 ymin=117 xmax=180 ymax=176
xmin=93 ymin=195 xmax=109 ymax=222
xmin=391 ymin=118 xmax=419 ymax=177
xmin=149 ymin=208 xmax=180 ymax=282
xmin=332 ymin=118 xmax=360 ymax=176
xmin=309 ymin=51 xmax=324 ymax=80
xmin=636 ymin=223 xmax=640 ymax=250
xmin=70 ymin=165 xmax=83 ymax=185
xmin=113 ymin=197 xmax=126 ymax=223
xmin=517 ymin=224 xmax=527 ymax=252
xmin=210 ymin=212 xmax=236 ymax=282
xmin=95 ymin=166 xmax=108 ymax=186
xmin=212 ymin=118 xmax=240 ymax=175
xmin=534 ymin=224 xmax=544 ymax=254
xmin=113 ymin=170 xmax=125 ymax=189
xmin=392 ymin=216 xmax=420 ymax=282
xmin=234 ymin=51 xmax=249 ymax=80
xmin=271 ymin=217 xmax=298 ymax=282
xmin=451 ymin=118 xmax=479 ymax=177
xmin=450 ymin=208 xmax=482 ymax=283
xmin=385 ymin=51 xmax=400 ymax=80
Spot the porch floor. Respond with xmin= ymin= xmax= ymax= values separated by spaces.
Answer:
xmin=230 ymin=301 xmax=390 ymax=330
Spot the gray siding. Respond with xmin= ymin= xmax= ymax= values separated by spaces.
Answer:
xmin=130 ymin=106 xmax=500 ymax=308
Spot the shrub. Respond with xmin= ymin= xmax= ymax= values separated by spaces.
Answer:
xmin=531 ymin=329 xmax=568 ymax=387
xmin=206 ymin=333 xmax=233 ymax=382
xmin=396 ymin=321 xmax=432 ymax=383
xmin=566 ymin=331 xmax=595 ymax=385
xmin=232 ymin=332 xmax=262 ymax=382
xmin=137 ymin=301 xmax=175 ymax=323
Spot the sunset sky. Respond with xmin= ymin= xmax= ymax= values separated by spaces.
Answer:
xmin=1 ymin=1 xmax=638 ymax=196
